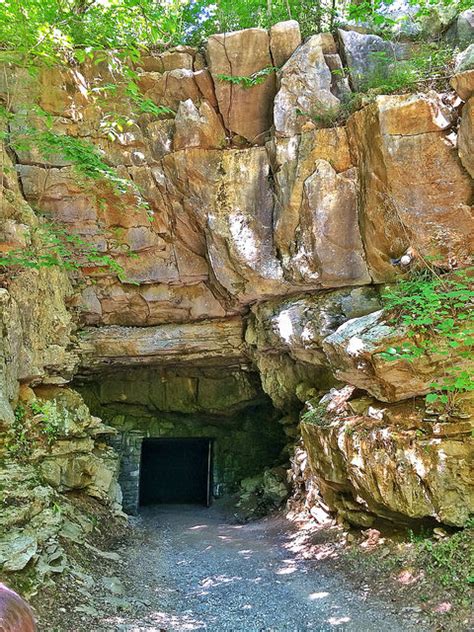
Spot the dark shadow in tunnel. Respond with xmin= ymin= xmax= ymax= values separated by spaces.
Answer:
xmin=139 ymin=438 xmax=212 ymax=507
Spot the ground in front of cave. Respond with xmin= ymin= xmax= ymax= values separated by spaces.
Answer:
xmin=35 ymin=503 xmax=437 ymax=632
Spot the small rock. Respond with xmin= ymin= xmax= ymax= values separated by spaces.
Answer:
xmin=433 ymin=527 xmax=448 ymax=539
xmin=102 ymin=576 xmax=126 ymax=596
xmin=74 ymin=605 xmax=99 ymax=616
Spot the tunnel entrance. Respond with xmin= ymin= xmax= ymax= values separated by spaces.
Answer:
xmin=139 ymin=438 xmax=212 ymax=507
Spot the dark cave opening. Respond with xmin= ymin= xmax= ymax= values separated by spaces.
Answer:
xmin=139 ymin=438 xmax=212 ymax=507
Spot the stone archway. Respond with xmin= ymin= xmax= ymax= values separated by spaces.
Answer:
xmin=76 ymin=366 xmax=288 ymax=515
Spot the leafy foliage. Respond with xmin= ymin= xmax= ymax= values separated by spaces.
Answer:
xmin=381 ymin=268 xmax=474 ymax=412
xmin=0 ymin=222 xmax=129 ymax=281
xmin=7 ymin=399 xmax=72 ymax=459
xmin=359 ymin=45 xmax=453 ymax=94
xmin=216 ymin=66 xmax=279 ymax=89
xmin=301 ymin=401 xmax=331 ymax=427
xmin=415 ymin=528 xmax=474 ymax=590
xmin=348 ymin=0 xmax=472 ymax=29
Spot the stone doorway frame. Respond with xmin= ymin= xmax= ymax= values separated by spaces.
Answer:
xmin=109 ymin=431 xmax=218 ymax=515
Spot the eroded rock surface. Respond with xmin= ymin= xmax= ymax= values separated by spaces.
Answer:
xmin=337 ymin=29 xmax=410 ymax=91
xmin=348 ymin=93 xmax=473 ymax=280
xmin=0 ymin=20 xmax=473 ymax=557
xmin=78 ymin=317 xmax=246 ymax=371
xmin=207 ymin=28 xmax=276 ymax=143
xmin=274 ymin=34 xmax=340 ymax=137
xmin=301 ymin=391 xmax=473 ymax=527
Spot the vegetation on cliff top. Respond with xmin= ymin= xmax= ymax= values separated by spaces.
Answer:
xmin=0 ymin=0 xmax=471 ymax=62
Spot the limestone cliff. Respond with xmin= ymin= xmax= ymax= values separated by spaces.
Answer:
xmin=0 ymin=20 xmax=473 ymax=586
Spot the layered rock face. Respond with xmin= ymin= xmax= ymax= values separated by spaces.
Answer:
xmin=0 ymin=138 xmax=121 ymax=581
xmin=0 ymin=20 xmax=473 ymax=556
xmin=301 ymin=393 xmax=473 ymax=527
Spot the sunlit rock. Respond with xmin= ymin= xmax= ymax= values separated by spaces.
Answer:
xmin=269 ymin=20 xmax=302 ymax=67
xmin=458 ymin=97 xmax=474 ymax=177
xmin=302 ymin=394 xmax=474 ymax=526
xmin=173 ymin=99 xmax=226 ymax=150
xmin=274 ymin=35 xmax=340 ymax=137
xmin=348 ymin=93 xmax=473 ymax=280
xmin=206 ymin=28 xmax=276 ymax=143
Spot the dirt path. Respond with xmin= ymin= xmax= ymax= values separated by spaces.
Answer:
xmin=96 ymin=505 xmax=430 ymax=632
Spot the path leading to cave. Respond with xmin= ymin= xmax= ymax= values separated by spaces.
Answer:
xmin=99 ymin=505 xmax=429 ymax=632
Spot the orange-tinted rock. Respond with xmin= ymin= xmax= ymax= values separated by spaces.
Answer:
xmin=78 ymin=317 xmax=246 ymax=371
xmin=173 ymin=99 xmax=226 ymax=150
xmin=271 ymin=126 xmax=368 ymax=287
xmin=269 ymin=21 xmax=301 ymax=67
xmin=348 ymin=94 xmax=473 ymax=280
xmin=302 ymin=397 xmax=474 ymax=526
xmin=450 ymin=69 xmax=474 ymax=101
xmin=206 ymin=28 xmax=276 ymax=144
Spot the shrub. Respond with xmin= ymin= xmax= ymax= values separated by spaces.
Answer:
xmin=381 ymin=267 xmax=474 ymax=414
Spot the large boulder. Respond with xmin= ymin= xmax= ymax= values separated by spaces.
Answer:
xmin=301 ymin=393 xmax=474 ymax=527
xmin=137 ymin=69 xmax=202 ymax=111
xmin=274 ymin=34 xmax=340 ymax=137
xmin=173 ymin=99 xmax=226 ymax=150
xmin=269 ymin=20 xmax=302 ymax=67
xmin=450 ymin=69 xmax=474 ymax=101
xmin=455 ymin=44 xmax=474 ymax=73
xmin=206 ymin=28 xmax=276 ymax=144
xmin=322 ymin=310 xmax=471 ymax=403
xmin=163 ymin=147 xmax=289 ymax=304
xmin=78 ymin=317 xmax=247 ymax=371
xmin=246 ymin=288 xmax=381 ymax=410
xmin=248 ymin=287 xmax=381 ymax=366
xmin=272 ymin=126 xmax=370 ymax=288
xmin=445 ymin=9 xmax=474 ymax=50
xmin=298 ymin=161 xmax=370 ymax=287
xmin=337 ymin=29 xmax=410 ymax=91
xmin=348 ymin=93 xmax=473 ymax=281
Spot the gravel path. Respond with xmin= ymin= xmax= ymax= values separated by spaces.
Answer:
xmin=100 ymin=505 xmax=429 ymax=632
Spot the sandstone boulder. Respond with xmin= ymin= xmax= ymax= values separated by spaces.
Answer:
xmin=322 ymin=310 xmax=471 ymax=403
xmin=298 ymin=161 xmax=370 ymax=286
xmin=302 ymin=395 xmax=474 ymax=526
xmin=163 ymin=147 xmax=288 ymax=304
xmin=248 ymin=287 xmax=381 ymax=366
xmin=138 ymin=69 xmax=201 ymax=111
xmin=78 ymin=317 xmax=246 ymax=371
xmin=271 ymin=127 xmax=370 ymax=287
xmin=206 ymin=28 xmax=276 ymax=143
xmin=246 ymin=288 xmax=381 ymax=411
xmin=272 ymin=127 xmax=352 ymax=260
xmin=274 ymin=35 xmax=340 ymax=137
xmin=348 ymin=93 xmax=473 ymax=280
xmin=173 ymin=99 xmax=226 ymax=150
xmin=450 ymin=69 xmax=474 ymax=100
xmin=458 ymin=97 xmax=474 ymax=177
xmin=269 ymin=21 xmax=302 ymax=67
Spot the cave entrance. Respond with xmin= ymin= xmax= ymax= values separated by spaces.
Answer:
xmin=139 ymin=438 xmax=213 ymax=507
